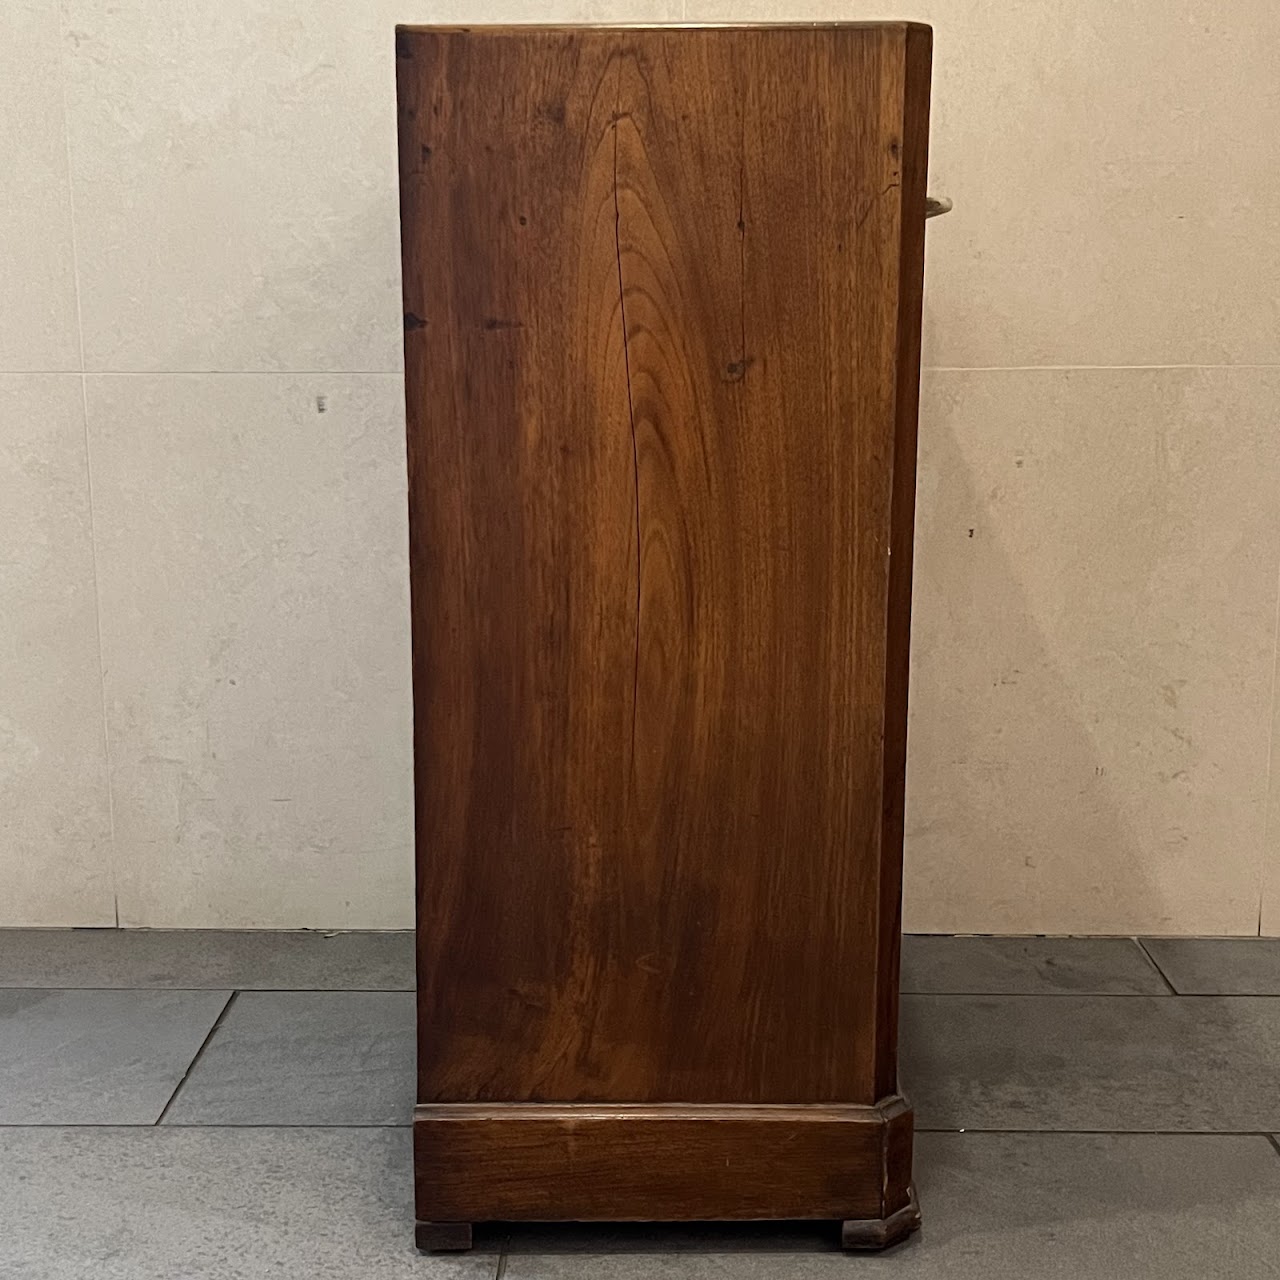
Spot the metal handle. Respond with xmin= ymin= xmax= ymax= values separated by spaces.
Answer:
xmin=925 ymin=195 xmax=953 ymax=219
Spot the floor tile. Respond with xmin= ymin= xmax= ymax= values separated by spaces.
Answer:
xmin=0 ymin=1126 xmax=493 ymax=1279
xmin=902 ymin=993 xmax=1280 ymax=1131
xmin=1140 ymin=938 xmax=1280 ymax=995
xmin=0 ymin=928 xmax=414 ymax=990
xmin=162 ymin=991 xmax=414 ymax=1125
xmin=901 ymin=935 xmax=1167 ymax=995
xmin=499 ymin=1133 xmax=1280 ymax=1279
xmin=0 ymin=989 xmax=228 ymax=1124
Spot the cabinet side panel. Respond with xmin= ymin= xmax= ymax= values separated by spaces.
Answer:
xmin=399 ymin=25 xmax=920 ymax=1104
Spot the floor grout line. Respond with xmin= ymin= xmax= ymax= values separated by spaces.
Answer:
xmin=1133 ymin=938 xmax=1180 ymax=995
xmin=153 ymin=991 xmax=238 ymax=1126
xmin=0 ymin=1122 xmax=1274 ymax=1136
xmin=0 ymin=1122 xmax=411 ymax=1129
xmin=8 ymin=985 xmax=1280 ymax=997
xmin=0 ymin=986 xmax=413 ymax=993
xmin=903 ymin=990 xmax=1277 ymax=999
xmin=902 ymin=991 xmax=1165 ymax=998
xmin=915 ymin=1127 xmax=1280 ymax=1137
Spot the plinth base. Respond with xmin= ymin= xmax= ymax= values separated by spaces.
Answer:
xmin=413 ymin=1096 xmax=917 ymax=1251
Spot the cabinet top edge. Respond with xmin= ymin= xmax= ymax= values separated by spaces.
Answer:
xmin=395 ymin=21 xmax=932 ymax=35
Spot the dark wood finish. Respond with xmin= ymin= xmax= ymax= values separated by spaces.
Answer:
xmin=841 ymin=1186 xmax=922 ymax=1251
xmin=414 ymin=1222 xmax=473 ymax=1253
xmin=397 ymin=20 xmax=932 ymax=1237
xmin=882 ymin=1093 xmax=918 ymax=1214
xmin=876 ymin=20 xmax=932 ymax=1100
xmin=414 ymin=1099 xmax=912 ymax=1222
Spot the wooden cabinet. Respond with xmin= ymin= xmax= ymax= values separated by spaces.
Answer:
xmin=396 ymin=21 xmax=932 ymax=1250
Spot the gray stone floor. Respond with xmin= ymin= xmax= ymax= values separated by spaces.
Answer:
xmin=3 ymin=931 xmax=1280 ymax=1278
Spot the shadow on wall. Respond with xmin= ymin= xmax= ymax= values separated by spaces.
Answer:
xmin=903 ymin=339 xmax=1280 ymax=936
xmin=902 ymin=365 xmax=1154 ymax=935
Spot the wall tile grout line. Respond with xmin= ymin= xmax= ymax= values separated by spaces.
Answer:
xmin=1254 ymin=554 xmax=1280 ymax=937
xmin=924 ymin=363 xmax=1280 ymax=372
xmin=4 ymin=364 xmax=1280 ymax=378
xmin=153 ymin=990 xmax=238 ymax=1126
xmin=0 ymin=370 xmax=404 ymax=377
xmin=1133 ymin=938 xmax=1180 ymax=994
xmin=78 ymin=371 xmax=404 ymax=373
xmin=0 ymin=1121 xmax=411 ymax=1130
xmin=53 ymin=0 xmax=121 ymax=930
xmin=82 ymin=369 xmax=405 ymax=377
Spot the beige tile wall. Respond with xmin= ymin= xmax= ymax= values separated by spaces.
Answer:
xmin=86 ymin=375 xmax=414 ymax=928
xmin=0 ymin=376 xmax=114 ymax=925
xmin=907 ymin=369 xmax=1279 ymax=935
xmin=2 ymin=1 xmax=1276 ymax=931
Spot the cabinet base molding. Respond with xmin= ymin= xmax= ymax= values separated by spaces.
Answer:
xmin=414 ymin=1097 xmax=916 ymax=1244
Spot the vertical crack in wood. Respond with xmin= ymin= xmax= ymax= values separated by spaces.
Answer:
xmin=737 ymin=129 xmax=747 ymax=376
xmin=612 ymin=62 xmax=642 ymax=770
